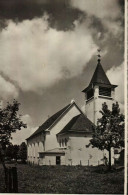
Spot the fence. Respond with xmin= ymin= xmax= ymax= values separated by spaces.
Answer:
xmin=5 ymin=167 xmax=18 ymax=193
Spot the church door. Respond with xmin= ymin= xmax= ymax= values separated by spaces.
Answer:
xmin=56 ymin=156 xmax=61 ymax=165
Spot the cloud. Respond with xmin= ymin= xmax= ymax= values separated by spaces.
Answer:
xmin=12 ymin=126 xmax=37 ymax=145
xmin=0 ymin=75 xmax=18 ymax=100
xmin=21 ymin=114 xmax=33 ymax=126
xmin=70 ymin=0 xmax=121 ymax=19
xmin=12 ymin=114 xmax=37 ymax=145
xmin=70 ymin=0 xmax=123 ymax=36
xmin=0 ymin=13 xmax=97 ymax=93
xmin=106 ymin=62 xmax=124 ymax=105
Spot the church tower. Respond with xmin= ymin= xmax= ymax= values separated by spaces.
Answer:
xmin=82 ymin=56 xmax=117 ymax=125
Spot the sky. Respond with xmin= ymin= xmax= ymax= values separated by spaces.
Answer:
xmin=0 ymin=0 xmax=124 ymax=145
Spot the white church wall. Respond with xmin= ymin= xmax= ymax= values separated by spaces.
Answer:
xmin=27 ymin=144 xmax=30 ymax=162
xmin=39 ymin=141 xmax=44 ymax=152
xmin=61 ymin=156 xmax=65 ymax=165
xmin=85 ymin=96 xmax=114 ymax=125
xmin=45 ymin=105 xmax=81 ymax=151
xmin=39 ymin=156 xmax=45 ymax=165
xmin=85 ymin=98 xmax=94 ymax=123
xmin=27 ymin=98 xmax=115 ymax=166
xmin=27 ymin=134 xmax=45 ymax=165
xmin=39 ymin=155 xmax=65 ymax=165
xmin=45 ymin=156 xmax=56 ymax=165
xmin=85 ymin=84 xmax=115 ymax=125
xmin=32 ymin=143 xmax=34 ymax=163
xmin=65 ymin=135 xmax=114 ymax=166
xmin=58 ymin=135 xmax=68 ymax=148
xmin=45 ymin=134 xmax=59 ymax=152
xmin=35 ymin=142 xmax=39 ymax=164
xmin=94 ymin=96 xmax=114 ymax=125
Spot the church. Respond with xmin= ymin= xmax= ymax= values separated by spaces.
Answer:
xmin=26 ymin=58 xmax=117 ymax=166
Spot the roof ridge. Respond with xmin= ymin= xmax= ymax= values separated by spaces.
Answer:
xmin=26 ymin=103 xmax=71 ymax=140
xmin=27 ymin=101 xmax=86 ymax=140
xmin=47 ymin=101 xmax=84 ymax=131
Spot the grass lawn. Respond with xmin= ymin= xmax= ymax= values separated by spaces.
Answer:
xmin=0 ymin=164 xmax=124 ymax=194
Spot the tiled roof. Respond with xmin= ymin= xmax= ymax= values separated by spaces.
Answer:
xmin=26 ymin=103 xmax=71 ymax=140
xmin=57 ymin=114 xmax=94 ymax=135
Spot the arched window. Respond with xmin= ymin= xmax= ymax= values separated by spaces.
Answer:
xmin=65 ymin=138 xmax=67 ymax=146
xmin=32 ymin=143 xmax=35 ymax=158
xmin=62 ymin=139 xmax=64 ymax=147
xmin=59 ymin=140 xmax=61 ymax=147
xmin=37 ymin=142 xmax=39 ymax=157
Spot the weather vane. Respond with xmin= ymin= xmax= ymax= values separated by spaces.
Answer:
xmin=97 ymin=48 xmax=101 ymax=61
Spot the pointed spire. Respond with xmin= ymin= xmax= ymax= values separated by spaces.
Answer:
xmin=89 ymin=49 xmax=111 ymax=85
xmin=89 ymin=58 xmax=111 ymax=85
xmin=82 ymin=49 xmax=117 ymax=93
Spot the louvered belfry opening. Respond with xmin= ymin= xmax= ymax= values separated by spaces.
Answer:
xmin=99 ymin=86 xmax=111 ymax=97
xmin=87 ymin=89 xmax=94 ymax=100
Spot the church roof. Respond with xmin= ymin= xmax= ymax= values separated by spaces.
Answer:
xmin=26 ymin=103 xmax=71 ymax=140
xmin=90 ymin=59 xmax=111 ymax=85
xmin=57 ymin=114 xmax=94 ymax=135
xmin=82 ymin=59 xmax=117 ymax=93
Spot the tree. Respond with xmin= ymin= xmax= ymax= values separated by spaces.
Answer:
xmin=0 ymin=99 xmax=27 ymax=191
xmin=13 ymin=145 xmax=20 ymax=161
xmin=5 ymin=144 xmax=14 ymax=160
xmin=5 ymin=144 xmax=19 ymax=162
xmin=18 ymin=142 xmax=27 ymax=163
xmin=88 ymin=102 xmax=124 ymax=170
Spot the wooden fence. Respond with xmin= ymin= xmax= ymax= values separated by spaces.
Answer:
xmin=5 ymin=167 xmax=18 ymax=193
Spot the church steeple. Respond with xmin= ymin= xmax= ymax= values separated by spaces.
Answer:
xmin=82 ymin=53 xmax=117 ymax=93
xmin=82 ymin=52 xmax=118 ymax=125
xmin=89 ymin=59 xmax=111 ymax=86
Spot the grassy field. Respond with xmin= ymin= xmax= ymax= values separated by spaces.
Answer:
xmin=0 ymin=164 xmax=124 ymax=194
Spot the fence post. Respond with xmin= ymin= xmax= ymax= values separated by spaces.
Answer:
xmin=12 ymin=167 xmax=18 ymax=193
xmin=88 ymin=160 xmax=89 ymax=166
xmin=8 ymin=167 xmax=12 ymax=193
xmin=4 ymin=167 xmax=8 ymax=192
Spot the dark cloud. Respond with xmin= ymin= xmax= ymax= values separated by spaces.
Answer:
xmin=0 ymin=0 xmax=124 ymax=32
xmin=0 ymin=0 xmax=83 ymax=30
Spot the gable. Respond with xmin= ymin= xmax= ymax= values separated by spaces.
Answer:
xmin=49 ymin=102 xmax=82 ymax=135
xmin=26 ymin=101 xmax=82 ymax=140
xmin=26 ymin=103 xmax=71 ymax=140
